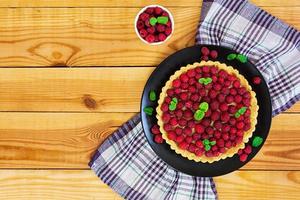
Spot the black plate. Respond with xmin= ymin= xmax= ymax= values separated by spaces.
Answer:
xmin=140 ymin=45 xmax=272 ymax=177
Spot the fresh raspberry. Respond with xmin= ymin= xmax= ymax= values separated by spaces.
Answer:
xmin=236 ymin=136 xmax=243 ymax=144
xmin=201 ymin=118 xmax=211 ymax=127
xmin=188 ymin=86 xmax=197 ymax=93
xmin=174 ymin=88 xmax=181 ymax=94
xmin=177 ymin=102 xmax=184 ymax=109
xmin=158 ymin=33 xmax=167 ymax=41
xmin=162 ymin=11 xmax=169 ymax=16
xmin=202 ymin=134 xmax=209 ymax=139
xmin=239 ymin=154 xmax=248 ymax=162
xmin=243 ymin=92 xmax=251 ymax=99
xmin=175 ymin=127 xmax=183 ymax=135
xmin=229 ymin=117 xmax=236 ymax=125
xmin=210 ymin=50 xmax=218 ymax=59
xmin=185 ymin=101 xmax=193 ymax=109
xmin=188 ymin=144 xmax=196 ymax=153
xmin=183 ymin=127 xmax=192 ymax=135
xmin=172 ymin=79 xmax=181 ymax=88
xmin=154 ymin=134 xmax=164 ymax=143
xmin=222 ymin=133 xmax=230 ymax=141
xmin=164 ymin=124 xmax=172 ymax=131
xmin=156 ymin=24 xmax=166 ymax=32
xmin=192 ymin=102 xmax=200 ymax=110
xmin=199 ymin=89 xmax=206 ymax=97
xmin=201 ymin=47 xmax=210 ymax=56
xmin=210 ymin=100 xmax=219 ymax=110
xmin=253 ymin=76 xmax=261 ymax=85
xmin=151 ymin=125 xmax=161 ymax=135
xmin=226 ymin=95 xmax=234 ymax=103
xmin=166 ymin=89 xmax=174 ymax=97
xmin=185 ymin=136 xmax=193 ymax=144
xmin=227 ymin=75 xmax=236 ymax=81
xmin=192 ymin=133 xmax=201 ymax=140
xmin=162 ymin=113 xmax=171 ymax=123
xmin=164 ymin=96 xmax=171 ymax=104
xmin=201 ymin=55 xmax=209 ymax=61
xmin=214 ymin=83 xmax=222 ymax=91
xmin=195 ymin=124 xmax=205 ymax=134
xmin=230 ymin=127 xmax=237 ymax=134
xmin=175 ymin=135 xmax=184 ymax=143
xmin=165 ymin=27 xmax=172 ymax=36
xmin=222 ymin=125 xmax=230 ymax=132
xmin=216 ymin=94 xmax=225 ymax=103
xmin=244 ymin=145 xmax=252 ymax=154
xmin=195 ymin=148 xmax=204 ymax=156
xmin=219 ymin=103 xmax=228 ymax=112
xmin=178 ymin=119 xmax=187 ymax=126
xmin=154 ymin=7 xmax=163 ymax=15
xmin=218 ymin=77 xmax=224 ymax=84
xmin=230 ymin=88 xmax=237 ymax=96
xmin=238 ymin=87 xmax=247 ymax=95
xmin=236 ymin=130 xmax=243 ymax=137
xmin=167 ymin=131 xmax=176 ymax=140
xmin=139 ymin=29 xmax=148 ymax=38
xmin=146 ymin=26 xmax=155 ymax=34
xmin=195 ymin=140 xmax=204 ymax=148
xmin=187 ymin=69 xmax=196 ymax=77
xmin=233 ymin=80 xmax=240 ymax=88
xmin=244 ymin=109 xmax=251 ymax=117
xmin=209 ymin=90 xmax=217 ymax=99
xmin=191 ymin=94 xmax=199 ymax=102
xmin=154 ymin=35 xmax=159 ymax=42
xmin=206 ymin=127 xmax=214 ymax=135
xmin=145 ymin=7 xmax=154 ymax=14
xmin=137 ymin=20 xmax=144 ymax=30
xmin=217 ymin=139 xmax=225 ymax=147
xmin=225 ymin=141 xmax=232 ymax=148
xmin=210 ymin=66 xmax=218 ymax=74
xmin=243 ymin=124 xmax=251 ymax=131
xmin=228 ymin=105 xmax=236 ymax=114
xmin=205 ymin=109 xmax=212 ymax=117
xmin=180 ymin=92 xmax=189 ymax=101
xmin=236 ymin=121 xmax=245 ymax=129
xmin=170 ymin=118 xmax=178 ymax=126
xmin=235 ymin=95 xmax=243 ymax=103
xmin=211 ymin=111 xmax=220 ymax=121
xmin=221 ymin=88 xmax=230 ymax=95
xmin=139 ymin=13 xmax=149 ymax=21
xmin=211 ymin=75 xmax=218 ymax=83
xmin=166 ymin=20 xmax=172 ymax=27
xmin=219 ymin=70 xmax=228 ymax=78
xmin=180 ymin=74 xmax=189 ymax=83
xmin=202 ymin=66 xmax=209 ymax=74
xmin=145 ymin=34 xmax=155 ymax=43
xmin=145 ymin=19 xmax=151 ymax=27
xmin=219 ymin=147 xmax=225 ymax=153
xmin=189 ymin=78 xmax=197 ymax=85
xmin=178 ymin=141 xmax=189 ymax=150
xmin=243 ymin=99 xmax=251 ymax=106
xmin=237 ymin=149 xmax=243 ymax=155
xmin=205 ymin=151 xmax=213 ymax=157
xmin=161 ymin=103 xmax=168 ymax=112
xmin=224 ymin=80 xmax=231 ymax=87
xmin=211 ymin=145 xmax=218 ymax=152
xmin=221 ymin=112 xmax=230 ymax=123
xmin=214 ymin=121 xmax=222 ymax=130
xmin=187 ymin=120 xmax=195 ymax=128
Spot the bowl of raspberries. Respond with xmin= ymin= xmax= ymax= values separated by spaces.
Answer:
xmin=135 ymin=5 xmax=174 ymax=45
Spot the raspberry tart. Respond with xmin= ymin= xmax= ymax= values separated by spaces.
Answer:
xmin=156 ymin=61 xmax=259 ymax=163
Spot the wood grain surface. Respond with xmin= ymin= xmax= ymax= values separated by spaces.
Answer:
xmin=0 ymin=7 xmax=297 ymax=66
xmin=0 ymin=0 xmax=299 ymax=7
xmin=0 ymin=67 xmax=298 ymax=112
xmin=0 ymin=170 xmax=298 ymax=200
xmin=0 ymin=112 xmax=298 ymax=170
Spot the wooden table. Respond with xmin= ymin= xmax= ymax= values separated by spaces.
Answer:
xmin=0 ymin=0 xmax=299 ymax=199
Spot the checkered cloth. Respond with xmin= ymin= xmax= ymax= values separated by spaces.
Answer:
xmin=90 ymin=1 xmax=300 ymax=199
xmin=197 ymin=0 xmax=300 ymax=116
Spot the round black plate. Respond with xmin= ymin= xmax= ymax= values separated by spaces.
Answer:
xmin=140 ymin=45 xmax=272 ymax=177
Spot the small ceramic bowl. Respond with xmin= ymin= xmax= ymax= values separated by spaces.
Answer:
xmin=134 ymin=5 xmax=174 ymax=45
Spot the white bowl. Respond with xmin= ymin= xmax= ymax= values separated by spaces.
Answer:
xmin=134 ymin=5 xmax=174 ymax=45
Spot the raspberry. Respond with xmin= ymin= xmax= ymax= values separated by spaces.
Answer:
xmin=170 ymin=118 xmax=178 ymax=126
xmin=225 ymin=141 xmax=232 ymax=148
xmin=139 ymin=29 xmax=148 ymax=38
xmin=165 ymin=27 xmax=172 ymax=36
xmin=139 ymin=13 xmax=149 ymax=21
xmin=228 ymin=105 xmax=236 ymax=114
xmin=185 ymin=101 xmax=193 ymax=109
xmin=174 ymin=88 xmax=181 ymax=94
xmin=221 ymin=112 xmax=230 ymax=123
xmin=216 ymin=94 xmax=225 ymax=103
xmin=191 ymin=94 xmax=199 ymax=102
xmin=224 ymin=80 xmax=231 ymax=87
xmin=201 ymin=118 xmax=211 ymax=127
xmin=183 ymin=109 xmax=193 ymax=119
xmin=238 ymin=87 xmax=247 ymax=95
xmin=164 ymin=124 xmax=172 ymax=131
xmin=166 ymin=20 xmax=172 ymax=27
xmin=188 ymin=144 xmax=196 ymax=153
xmin=230 ymin=88 xmax=237 ymax=96
xmin=175 ymin=135 xmax=184 ymax=143
xmin=147 ymin=26 xmax=155 ymax=34
xmin=236 ymin=121 xmax=245 ymax=129
xmin=214 ymin=84 xmax=222 ymax=91
xmin=195 ymin=140 xmax=204 ymax=148
xmin=193 ymin=102 xmax=200 ymax=110
xmin=206 ymin=127 xmax=214 ymax=135
xmin=210 ymin=50 xmax=218 ymax=59
xmin=178 ymin=142 xmax=189 ymax=150
xmin=189 ymin=78 xmax=197 ymax=85
xmin=239 ymin=154 xmax=248 ymax=162
xmin=217 ymin=139 xmax=225 ymax=147
xmin=209 ymin=90 xmax=217 ymax=99
xmin=226 ymin=95 xmax=234 ymax=103
xmin=222 ymin=125 xmax=230 ymax=132
xmin=253 ymin=76 xmax=262 ymax=85
xmin=212 ymin=75 xmax=218 ymax=83
xmin=180 ymin=74 xmax=189 ymax=83
xmin=211 ymin=111 xmax=220 ymax=121
xmin=219 ymin=70 xmax=228 ymax=78
xmin=222 ymin=133 xmax=229 ymax=141
xmin=145 ymin=19 xmax=151 ymax=27
xmin=237 ymin=149 xmax=243 ymax=155
xmin=164 ymin=96 xmax=171 ymax=104
xmin=180 ymin=92 xmax=188 ymax=101
xmin=154 ymin=7 xmax=163 ymax=15
xmin=219 ymin=103 xmax=228 ymax=111
xmin=195 ymin=124 xmax=205 ymax=134
xmin=177 ymin=102 xmax=183 ymax=109
xmin=162 ymin=113 xmax=171 ymax=123
xmin=162 ymin=11 xmax=169 ymax=16
xmin=201 ymin=55 xmax=209 ymax=61
xmin=167 ymin=131 xmax=176 ymax=140
xmin=235 ymin=95 xmax=243 ymax=103
xmin=172 ymin=79 xmax=181 ymax=88
xmin=205 ymin=109 xmax=212 ymax=117
xmin=145 ymin=34 xmax=155 ymax=43
xmin=137 ymin=20 xmax=144 ymax=30
xmin=210 ymin=100 xmax=219 ymax=110
xmin=175 ymin=127 xmax=183 ymax=135
xmin=156 ymin=24 xmax=166 ymax=32
xmin=243 ymin=99 xmax=251 ymax=106
xmin=158 ymin=33 xmax=167 ymax=41
xmin=199 ymin=89 xmax=206 ymax=96
xmin=145 ymin=7 xmax=154 ymax=14
xmin=183 ymin=127 xmax=192 ymax=135
xmin=154 ymin=134 xmax=164 ymax=143
xmin=205 ymin=151 xmax=213 ymax=157
xmin=229 ymin=117 xmax=236 ymax=125
xmin=187 ymin=69 xmax=196 ymax=77
xmin=244 ymin=145 xmax=252 ymax=154
xmin=187 ymin=120 xmax=195 ymax=128
xmin=230 ymin=127 xmax=237 ymax=134
xmin=151 ymin=125 xmax=161 ymax=135
xmin=185 ymin=136 xmax=193 ymax=144
xmin=244 ymin=92 xmax=251 ymax=99
xmin=188 ymin=86 xmax=197 ymax=93
xmin=243 ymin=124 xmax=251 ymax=131
xmin=233 ymin=80 xmax=240 ymax=88
xmin=219 ymin=147 xmax=225 ymax=153
xmin=218 ymin=77 xmax=224 ymax=84
xmin=195 ymin=148 xmax=204 ymax=156
xmin=211 ymin=145 xmax=218 ymax=152
xmin=160 ymin=103 xmax=168 ymax=112
xmin=202 ymin=134 xmax=209 ymax=139
xmin=210 ymin=66 xmax=218 ymax=74
xmin=221 ymin=88 xmax=230 ymax=95
xmin=214 ymin=121 xmax=222 ymax=130
xmin=193 ymin=133 xmax=201 ymax=140
xmin=236 ymin=130 xmax=243 ymax=137
xmin=178 ymin=119 xmax=187 ymax=126
xmin=236 ymin=136 xmax=243 ymax=144
xmin=201 ymin=47 xmax=210 ymax=56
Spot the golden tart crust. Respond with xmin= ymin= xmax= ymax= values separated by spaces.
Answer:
xmin=156 ymin=61 xmax=259 ymax=163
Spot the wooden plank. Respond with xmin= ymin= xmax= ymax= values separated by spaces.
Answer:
xmin=0 ymin=68 xmax=298 ymax=113
xmin=0 ymin=112 xmax=299 ymax=169
xmin=0 ymin=170 xmax=299 ymax=200
xmin=0 ymin=7 xmax=298 ymax=67
xmin=0 ymin=0 xmax=298 ymax=7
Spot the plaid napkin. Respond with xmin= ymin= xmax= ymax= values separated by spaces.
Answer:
xmin=197 ymin=0 xmax=300 ymax=116
xmin=90 ymin=1 xmax=300 ymax=199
